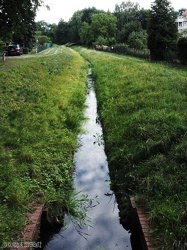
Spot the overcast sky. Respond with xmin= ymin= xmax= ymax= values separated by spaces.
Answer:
xmin=35 ymin=0 xmax=187 ymax=24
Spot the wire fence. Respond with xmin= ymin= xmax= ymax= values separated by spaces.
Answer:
xmin=37 ymin=43 xmax=53 ymax=53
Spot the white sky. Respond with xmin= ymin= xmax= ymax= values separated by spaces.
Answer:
xmin=35 ymin=0 xmax=187 ymax=24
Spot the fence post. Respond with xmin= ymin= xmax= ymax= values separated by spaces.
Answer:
xmin=2 ymin=52 xmax=5 ymax=61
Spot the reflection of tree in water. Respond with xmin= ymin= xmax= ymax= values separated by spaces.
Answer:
xmin=108 ymin=170 xmax=144 ymax=249
xmin=42 ymin=68 xmax=132 ymax=250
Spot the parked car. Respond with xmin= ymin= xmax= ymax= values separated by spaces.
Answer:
xmin=7 ymin=44 xmax=23 ymax=56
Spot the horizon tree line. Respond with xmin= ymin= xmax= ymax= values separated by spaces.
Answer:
xmin=0 ymin=0 xmax=186 ymax=61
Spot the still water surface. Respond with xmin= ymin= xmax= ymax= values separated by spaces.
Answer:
xmin=44 ymin=69 xmax=132 ymax=250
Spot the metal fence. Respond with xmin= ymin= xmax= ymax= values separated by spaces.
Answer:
xmin=37 ymin=43 xmax=53 ymax=53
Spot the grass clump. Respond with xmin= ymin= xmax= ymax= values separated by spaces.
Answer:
xmin=75 ymin=47 xmax=187 ymax=249
xmin=0 ymin=46 xmax=88 ymax=244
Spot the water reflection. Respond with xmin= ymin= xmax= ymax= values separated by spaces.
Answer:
xmin=44 ymin=69 xmax=132 ymax=250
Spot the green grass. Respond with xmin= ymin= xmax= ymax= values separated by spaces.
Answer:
xmin=0 ymin=46 xmax=88 ymax=244
xmin=74 ymin=47 xmax=187 ymax=249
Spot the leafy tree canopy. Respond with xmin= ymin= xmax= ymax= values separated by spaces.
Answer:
xmin=114 ymin=1 xmax=140 ymax=30
xmin=118 ymin=20 xmax=142 ymax=43
xmin=178 ymin=8 xmax=187 ymax=16
xmin=127 ymin=30 xmax=148 ymax=49
xmin=80 ymin=13 xmax=117 ymax=46
xmin=147 ymin=0 xmax=178 ymax=61
xmin=36 ymin=21 xmax=57 ymax=43
xmin=91 ymin=13 xmax=117 ymax=40
xmin=55 ymin=19 xmax=69 ymax=45
xmin=81 ymin=7 xmax=104 ymax=24
xmin=0 ymin=0 xmax=43 ymax=47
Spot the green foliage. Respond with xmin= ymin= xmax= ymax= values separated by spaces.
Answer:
xmin=177 ymin=38 xmax=187 ymax=64
xmin=35 ymin=21 xmax=57 ymax=43
xmin=80 ymin=13 xmax=117 ymax=46
xmin=0 ymin=0 xmax=42 ymax=47
xmin=54 ymin=8 xmax=106 ymax=45
xmin=81 ymin=7 xmax=104 ymax=24
xmin=113 ymin=43 xmax=129 ymax=54
xmin=75 ymin=47 xmax=187 ymax=248
xmin=55 ymin=19 xmax=70 ymax=45
xmin=23 ymin=47 xmax=29 ymax=54
xmin=95 ymin=36 xmax=108 ymax=46
xmin=114 ymin=1 xmax=140 ymax=30
xmin=118 ymin=20 xmax=142 ymax=43
xmin=35 ymin=31 xmax=52 ymax=45
xmin=0 ymin=46 xmax=88 ymax=244
xmin=68 ymin=11 xmax=83 ymax=44
xmin=80 ymin=22 xmax=94 ymax=46
xmin=63 ymin=191 xmax=93 ymax=228
xmin=0 ymin=40 xmax=6 ymax=53
xmin=91 ymin=13 xmax=117 ymax=41
xmin=147 ymin=0 xmax=178 ymax=61
xmin=39 ymin=3 xmax=149 ymax=48
xmin=127 ymin=30 xmax=148 ymax=49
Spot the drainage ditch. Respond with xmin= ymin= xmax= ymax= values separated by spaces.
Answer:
xmin=38 ymin=68 xmax=144 ymax=250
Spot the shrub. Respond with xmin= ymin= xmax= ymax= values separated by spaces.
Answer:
xmin=23 ymin=47 xmax=29 ymax=54
xmin=177 ymin=38 xmax=187 ymax=64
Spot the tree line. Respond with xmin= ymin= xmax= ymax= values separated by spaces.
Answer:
xmin=0 ymin=0 xmax=187 ymax=62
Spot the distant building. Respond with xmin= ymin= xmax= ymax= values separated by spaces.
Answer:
xmin=176 ymin=10 xmax=187 ymax=37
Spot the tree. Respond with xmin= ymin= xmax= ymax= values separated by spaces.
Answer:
xmin=36 ymin=21 xmax=57 ymax=43
xmin=178 ymin=8 xmax=186 ymax=16
xmin=136 ymin=9 xmax=150 ymax=30
xmin=55 ymin=19 xmax=69 ymax=45
xmin=68 ymin=8 xmax=105 ymax=44
xmin=35 ymin=31 xmax=51 ymax=45
xmin=36 ymin=21 xmax=50 ymax=33
xmin=147 ymin=0 xmax=178 ymax=61
xmin=68 ymin=10 xmax=83 ymax=44
xmin=181 ymin=29 xmax=187 ymax=37
xmin=91 ymin=13 xmax=117 ymax=42
xmin=114 ymin=1 xmax=140 ymax=31
xmin=118 ymin=20 xmax=142 ymax=43
xmin=177 ymin=38 xmax=187 ymax=64
xmin=127 ymin=30 xmax=148 ymax=49
xmin=81 ymin=7 xmax=103 ymax=24
xmin=80 ymin=13 xmax=117 ymax=46
xmin=0 ymin=0 xmax=42 ymax=47
xmin=79 ymin=22 xmax=94 ymax=46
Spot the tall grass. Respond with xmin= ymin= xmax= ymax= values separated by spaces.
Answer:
xmin=74 ymin=47 xmax=187 ymax=249
xmin=0 ymin=46 xmax=88 ymax=244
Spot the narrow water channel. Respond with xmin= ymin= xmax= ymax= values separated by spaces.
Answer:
xmin=44 ymin=68 xmax=132 ymax=250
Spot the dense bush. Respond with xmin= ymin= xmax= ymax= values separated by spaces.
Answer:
xmin=0 ymin=40 xmax=6 ymax=53
xmin=177 ymin=38 xmax=187 ymax=64
xmin=112 ymin=43 xmax=129 ymax=54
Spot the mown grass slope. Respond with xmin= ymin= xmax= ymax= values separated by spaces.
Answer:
xmin=0 ymin=46 xmax=88 ymax=244
xmin=75 ymin=47 xmax=187 ymax=249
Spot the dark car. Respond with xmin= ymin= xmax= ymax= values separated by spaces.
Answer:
xmin=7 ymin=44 xmax=23 ymax=56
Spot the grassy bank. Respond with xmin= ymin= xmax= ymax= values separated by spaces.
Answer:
xmin=0 ymin=46 xmax=88 ymax=245
xmin=75 ymin=47 xmax=187 ymax=249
